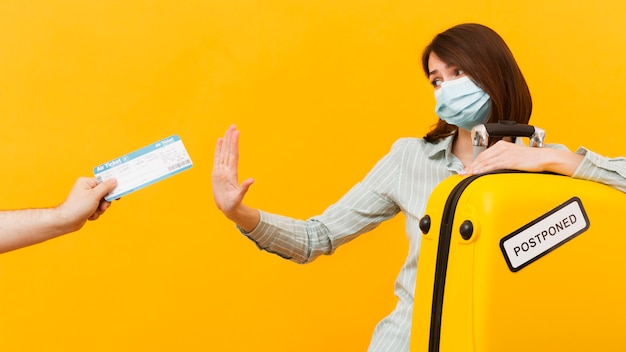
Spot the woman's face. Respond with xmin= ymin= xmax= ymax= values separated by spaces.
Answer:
xmin=427 ymin=52 xmax=466 ymax=90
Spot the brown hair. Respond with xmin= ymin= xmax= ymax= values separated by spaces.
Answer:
xmin=421 ymin=23 xmax=532 ymax=143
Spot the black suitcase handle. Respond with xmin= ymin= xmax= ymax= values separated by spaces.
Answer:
xmin=482 ymin=122 xmax=535 ymax=137
xmin=471 ymin=121 xmax=545 ymax=160
xmin=471 ymin=121 xmax=545 ymax=148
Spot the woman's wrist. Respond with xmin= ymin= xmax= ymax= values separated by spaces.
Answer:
xmin=541 ymin=149 xmax=584 ymax=176
xmin=223 ymin=204 xmax=260 ymax=233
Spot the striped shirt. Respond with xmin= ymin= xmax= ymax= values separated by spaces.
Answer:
xmin=242 ymin=134 xmax=626 ymax=351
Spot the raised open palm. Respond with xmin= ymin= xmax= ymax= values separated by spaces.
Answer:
xmin=212 ymin=125 xmax=255 ymax=215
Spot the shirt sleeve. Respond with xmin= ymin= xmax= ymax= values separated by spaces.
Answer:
xmin=571 ymin=146 xmax=626 ymax=193
xmin=240 ymin=141 xmax=405 ymax=264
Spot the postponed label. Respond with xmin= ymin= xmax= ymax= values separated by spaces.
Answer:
xmin=500 ymin=197 xmax=590 ymax=272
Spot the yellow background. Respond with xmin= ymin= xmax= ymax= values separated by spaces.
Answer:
xmin=0 ymin=1 xmax=623 ymax=351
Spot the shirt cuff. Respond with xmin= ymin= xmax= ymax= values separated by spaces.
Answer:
xmin=236 ymin=210 xmax=275 ymax=249
xmin=572 ymin=146 xmax=626 ymax=179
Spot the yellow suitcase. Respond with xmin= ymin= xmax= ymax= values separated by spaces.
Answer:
xmin=410 ymin=171 xmax=626 ymax=351
xmin=410 ymin=123 xmax=626 ymax=351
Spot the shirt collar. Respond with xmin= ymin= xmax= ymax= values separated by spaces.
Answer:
xmin=426 ymin=134 xmax=456 ymax=160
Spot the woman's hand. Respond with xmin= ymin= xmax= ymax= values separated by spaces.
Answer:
xmin=212 ymin=125 xmax=260 ymax=232
xmin=212 ymin=125 xmax=255 ymax=216
xmin=463 ymin=140 xmax=583 ymax=176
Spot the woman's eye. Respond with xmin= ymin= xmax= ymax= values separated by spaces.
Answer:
xmin=431 ymin=78 xmax=442 ymax=87
xmin=455 ymin=69 xmax=464 ymax=76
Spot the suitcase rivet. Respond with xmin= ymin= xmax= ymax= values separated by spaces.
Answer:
xmin=419 ymin=215 xmax=431 ymax=234
xmin=460 ymin=220 xmax=474 ymax=240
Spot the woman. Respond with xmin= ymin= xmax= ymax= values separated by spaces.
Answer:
xmin=212 ymin=23 xmax=626 ymax=351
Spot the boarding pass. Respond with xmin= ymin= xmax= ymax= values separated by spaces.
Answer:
xmin=94 ymin=135 xmax=193 ymax=201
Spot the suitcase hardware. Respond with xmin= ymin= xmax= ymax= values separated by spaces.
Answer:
xmin=426 ymin=172 xmax=489 ymax=352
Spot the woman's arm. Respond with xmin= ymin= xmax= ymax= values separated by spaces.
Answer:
xmin=464 ymin=140 xmax=626 ymax=193
xmin=211 ymin=125 xmax=402 ymax=264
xmin=463 ymin=140 xmax=583 ymax=176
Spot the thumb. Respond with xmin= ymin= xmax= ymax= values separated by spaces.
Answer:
xmin=94 ymin=178 xmax=118 ymax=198
xmin=240 ymin=178 xmax=255 ymax=194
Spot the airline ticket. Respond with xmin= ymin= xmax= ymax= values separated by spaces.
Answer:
xmin=94 ymin=135 xmax=193 ymax=201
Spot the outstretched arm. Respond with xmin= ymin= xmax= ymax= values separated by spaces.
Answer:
xmin=0 ymin=177 xmax=117 ymax=254
xmin=212 ymin=125 xmax=260 ymax=232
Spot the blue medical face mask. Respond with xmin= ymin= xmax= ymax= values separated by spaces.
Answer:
xmin=434 ymin=76 xmax=491 ymax=131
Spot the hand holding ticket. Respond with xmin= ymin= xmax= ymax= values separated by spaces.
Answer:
xmin=94 ymin=135 xmax=193 ymax=201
